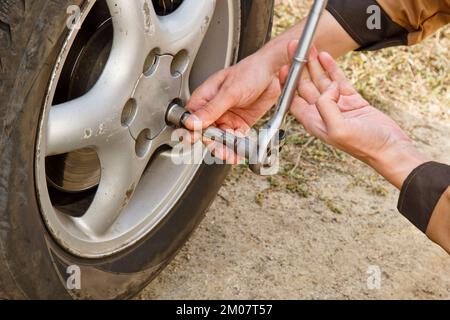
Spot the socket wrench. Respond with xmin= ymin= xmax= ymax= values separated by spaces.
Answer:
xmin=166 ymin=0 xmax=328 ymax=175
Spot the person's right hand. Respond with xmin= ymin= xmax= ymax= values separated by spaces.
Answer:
xmin=185 ymin=53 xmax=281 ymax=133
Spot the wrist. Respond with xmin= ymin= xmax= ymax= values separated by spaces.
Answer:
xmin=257 ymin=9 xmax=360 ymax=74
xmin=252 ymin=40 xmax=290 ymax=74
xmin=370 ymin=141 xmax=430 ymax=190
xmin=253 ymin=20 xmax=308 ymax=74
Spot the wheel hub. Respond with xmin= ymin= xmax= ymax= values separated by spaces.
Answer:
xmin=127 ymin=55 xmax=182 ymax=141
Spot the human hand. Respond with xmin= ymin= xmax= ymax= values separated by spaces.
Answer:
xmin=283 ymin=41 xmax=428 ymax=189
xmin=185 ymin=52 xmax=281 ymax=133
xmin=185 ymin=8 xmax=360 ymax=132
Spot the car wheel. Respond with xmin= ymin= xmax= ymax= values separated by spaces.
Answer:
xmin=0 ymin=0 xmax=274 ymax=299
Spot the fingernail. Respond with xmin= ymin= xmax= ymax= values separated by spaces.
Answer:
xmin=185 ymin=114 xmax=203 ymax=130
xmin=309 ymin=47 xmax=318 ymax=60
xmin=289 ymin=39 xmax=299 ymax=48
xmin=319 ymin=51 xmax=331 ymax=59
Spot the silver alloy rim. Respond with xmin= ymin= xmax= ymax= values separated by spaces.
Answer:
xmin=36 ymin=0 xmax=240 ymax=258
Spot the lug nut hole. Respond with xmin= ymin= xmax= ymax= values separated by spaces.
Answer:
xmin=121 ymin=99 xmax=137 ymax=127
xmin=143 ymin=48 xmax=160 ymax=75
xmin=135 ymin=129 xmax=152 ymax=158
xmin=171 ymin=50 xmax=189 ymax=76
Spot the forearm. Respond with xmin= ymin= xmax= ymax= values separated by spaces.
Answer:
xmin=368 ymin=141 xmax=429 ymax=190
xmin=255 ymin=10 xmax=359 ymax=74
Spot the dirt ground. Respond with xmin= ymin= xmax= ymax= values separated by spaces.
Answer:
xmin=138 ymin=1 xmax=450 ymax=299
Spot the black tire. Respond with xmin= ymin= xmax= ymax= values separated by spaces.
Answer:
xmin=0 ymin=0 xmax=274 ymax=299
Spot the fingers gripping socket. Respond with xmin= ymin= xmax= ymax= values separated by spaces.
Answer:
xmin=166 ymin=103 xmax=190 ymax=127
xmin=166 ymin=103 xmax=256 ymax=162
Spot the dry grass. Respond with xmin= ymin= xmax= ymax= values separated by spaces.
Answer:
xmin=249 ymin=0 xmax=449 ymax=206
xmin=273 ymin=0 xmax=449 ymax=119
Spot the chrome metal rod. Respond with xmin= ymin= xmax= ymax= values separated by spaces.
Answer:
xmin=248 ymin=0 xmax=328 ymax=175
xmin=269 ymin=0 xmax=328 ymax=130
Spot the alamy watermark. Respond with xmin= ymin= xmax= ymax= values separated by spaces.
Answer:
xmin=66 ymin=265 xmax=81 ymax=290
xmin=66 ymin=0 xmax=95 ymax=30
xmin=366 ymin=5 xmax=382 ymax=30
xmin=66 ymin=4 xmax=82 ymax=30
xmin=366 ymin=265 xmax=382 ymax=290
xmin=168 ymin=123 xmax=282 ymax=174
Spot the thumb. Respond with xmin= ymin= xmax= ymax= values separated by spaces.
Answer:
xmin=279 ymin=40 xmax=300 ymax=85
xmin=279 ymin=64 xmax=290 ymax=86
xmin=287 ymin=40 xmax=299 ymax=62
xmin=185 ymin=88 xmax=239 ymax=130
xmin=315 ymin=82 xmax=343 ymax=127
xmin=280 ymin=40 xmax=311 ymax=86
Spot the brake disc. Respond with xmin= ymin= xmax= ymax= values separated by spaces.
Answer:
xmin=153 ymin=0 xmax=183 ymax=15
xmin=46 ymin=0 xmax=185 ymax=193
xmin=46 ymin=1 xmax=112 ymax=193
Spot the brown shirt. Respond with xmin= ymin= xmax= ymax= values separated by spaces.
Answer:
xmin=327 ymin=0 xmax=450 ymax=50
xmin=377 ymin=0 xmax=450 ymax=45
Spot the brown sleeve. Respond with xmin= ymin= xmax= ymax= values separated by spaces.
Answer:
xmin=326 ymin=0 xmax=450 ymax=51
xmin=398 ymin=162 xmax=450 ymax=233
xmin=426 ymin=186 xmax=450 ymax=253
xmin=377 ymin=0 xmax=450 ymax=45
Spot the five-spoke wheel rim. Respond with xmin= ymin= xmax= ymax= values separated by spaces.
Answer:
xmin=35 ymin=0 xmax=240 ymax=258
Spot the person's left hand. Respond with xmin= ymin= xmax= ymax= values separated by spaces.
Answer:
xmin=281 ymin=41 xmax=428 ymax=188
